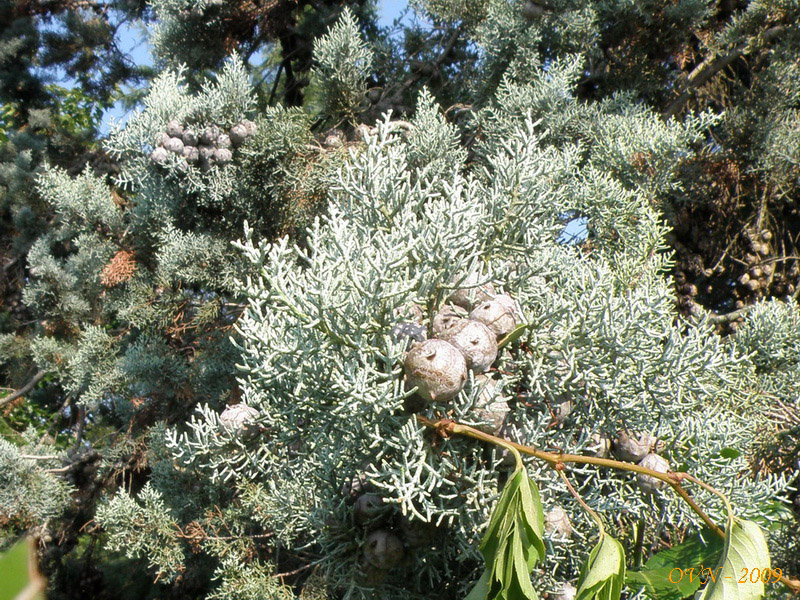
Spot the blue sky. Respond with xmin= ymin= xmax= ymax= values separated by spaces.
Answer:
xmin=380 ymin=0 xmax=410 ymax=25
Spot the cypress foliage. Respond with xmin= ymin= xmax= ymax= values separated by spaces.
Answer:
xmin=1 ymin=2 xmax=799 ymax=600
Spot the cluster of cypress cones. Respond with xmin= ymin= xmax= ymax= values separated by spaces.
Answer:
xmin=149 ymin=119 xmax=257 ymax=172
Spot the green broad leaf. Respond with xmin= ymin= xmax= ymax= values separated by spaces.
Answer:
xmin=627 ymin=531 xmax=723 ymax=600
xmin=512 ymin=527 xmax=540 ymax=598
xmin=0 ymin=539 xmax=30 ymax=597
xmin=518 ymin=472 xmax=546 ymax=562
xmin=719 ymin=448 xmax=741 ymax=460
xmin=628 ymin=567 xmax=692 ymax=600
xmin=471 ymin=467 xmax=545 ymax=600
xmin=694 ymin=519 xmax=770 ymax=600
xmin=480 ymin=469 xmax=524 ymax=562
xmin=0 ymin=538 xmax=45 ymax=600
xmin=576 ymin=534 xmax=626 ymax=600
xmin=497 ymin=324 xmax=529 ymax=349
xmin=465 ymin=570 xmax=491 ymax=600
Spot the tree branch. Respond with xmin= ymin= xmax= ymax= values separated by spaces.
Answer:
xmin=707 ymin=305 xmax=754 ymax=324
xmin=663 ymin=25 xmax=785 ymax=120
xmin=417 ymin=415 xmax=800 ymax=594
xmin=0 ymin=370 xmax=45 ymax=409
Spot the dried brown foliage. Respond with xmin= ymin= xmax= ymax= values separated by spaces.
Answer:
xmin=100 ymin=250 xmax=136 ymax=287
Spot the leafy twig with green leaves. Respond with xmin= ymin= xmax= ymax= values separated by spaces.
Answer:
xmin=416 ymin=416 xmax=800 ymax=598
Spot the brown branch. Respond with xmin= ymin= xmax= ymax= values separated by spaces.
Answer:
xmin=663 ymin=25 xmax=786 ymax=120
xmin=708 ymin=306 xmax=753 ymax=324
xmin=44 ymin=465 xmax=72 ymax=474
xmin=417 ymin=416 xmax=800 ymax=595
xmin=267 ymin=60 xmax=284 ymax=106
xmin=669 ymin=479 xmax=724 ymax=537
xmin=271 ymin=562 xmax=313 ymax=579
xmin=0 ymin=370 xmax=45 ymax=409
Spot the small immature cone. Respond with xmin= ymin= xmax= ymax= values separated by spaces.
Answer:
xmin=586 ymin=432 xmax=612 ymax=458
xmin=163 ymin=136 xmax=184 ymax=154
xmin=469 ymin=299 xmax=517 ymax=338
xmin=200 ymin=125 xmax=220 ymax=145
xmin=551 ymin=399 xmax=573 ymax=425
xmin=358 ymin=554 xmax=389 ymax=587
xmin=183 ymin=146 xmax=199 ymax=163
xmin=613 ymin=430 xmax=658 ymax=463
xmin=216 ymin=133 xmax=232 ymax=149
xmin=150 ymin=147 xmax=169 ymax=164
xmin=493 ymin=293 xmax=516 ymax=312
xmin=432 ymin=304 xmax=466 ymax=337
xmin=363 ymin=529 xmax=404 ymax=570
xmin=447 ymin=273 xmax=495 ymax=310
xmin=241 ymin=119 xmax=257 ymax=135
xmin=636 ymin=453 xmax=670 ymax=494
xmin=219 ymin=403 xmax=259 ymax=433
xmin=154 ymin=131 xmax=170 ymax=146
xmin=181 ymin=129 xmax=198 ymax=146
xmin=551 ymin=583 xmax=577 ymax=600
xmin=323 ymin=128 xmax=346 ymax=148
xmin=544 ymin=505 xmax=573 ymax=538
xmin=471 ymin=375 xmax=508 ymax=435
xmin=403 ymin=339 xmax=467 ymax=402
xmin=399 ymin=514 xmax=437 ymax=548
xmin=341 ymin=473 xmax=373 ymax=503
xmin=165 ymin=119 xmax=184 ymax=138
xmin=353 ymin=494 xmax=386 ymax=527
xmin=198 ymin=145 xmax=215 ymax=161
xmin=229 ymin=123 xmax=248 ymax=147
xmin=214 ymin=148 xmax=233 ymax=164
xmin=522 ymin=0 xmax=545 ymax=19
xmin=439 ymin=319 xmax=497 ymax=372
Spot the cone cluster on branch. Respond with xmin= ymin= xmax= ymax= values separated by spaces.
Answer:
xmin=150 ymin=119 xmax=257 ymax=172
xmin=401 ymin=276 xmax=517 ymax=406
xmin=613 ymin=430 xmax=670 ymax=494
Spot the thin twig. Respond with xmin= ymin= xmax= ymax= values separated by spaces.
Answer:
xmin=272 ymin=562 xmax=313 ymax=579
xmin=707 ymin=306 xmax=753 ymax=324
xmin=267 ymin=61 xmax=284 ymax=106
xmin=558 ymin=470 xmax=604 ymax=534
xmin=44 ymin=466 xmax=72 ymax=474
xmin=0 ymin=370 xmax=46 ymax=409
xmin=669 ymin=481 xmax=724 ymax=538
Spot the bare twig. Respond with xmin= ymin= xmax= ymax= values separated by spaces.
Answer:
xmin=388 ymin=26 xmax=463 ymax=105
xmin=44 ymin=466 xmax=72 ymax=474
xmin=0 ymin=370 xmax=46 ymax=409
xmin=266 ymin=61 xmax=284 ymax=106
xmin=272 ymin=562 xmax=314 ymax=579
xmin=707 ymin=306 xmax=754 ymax=324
